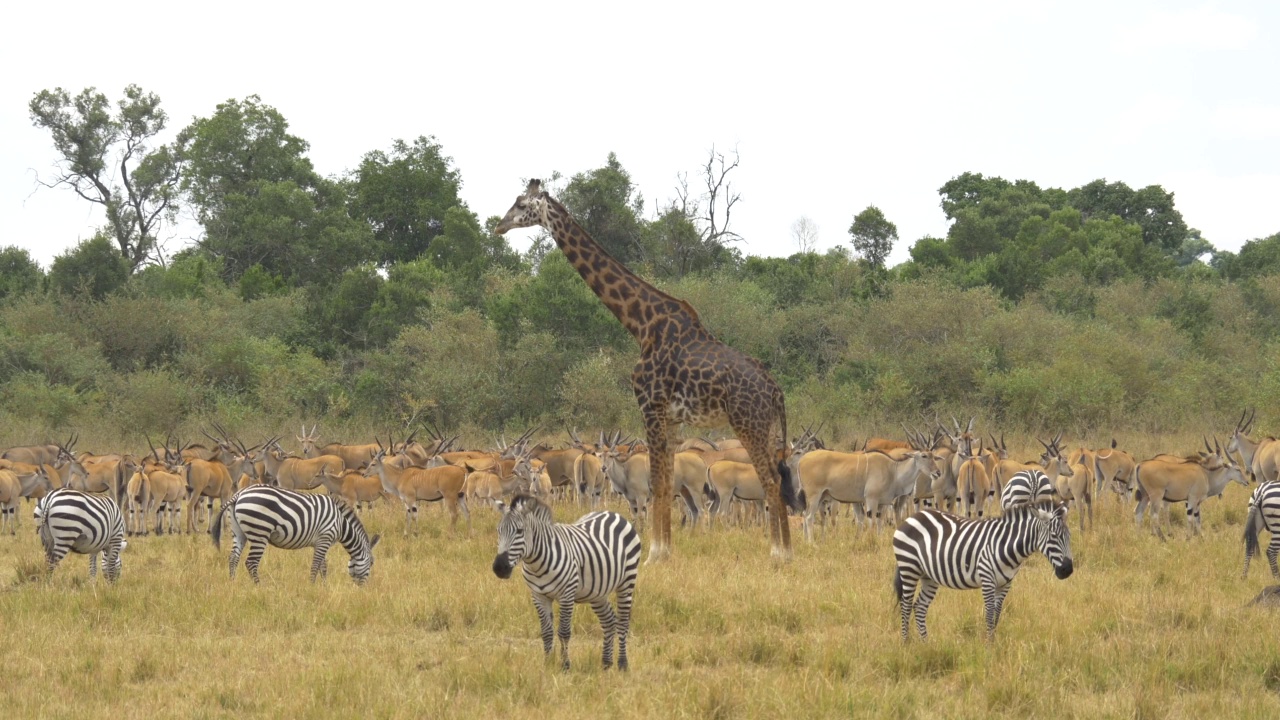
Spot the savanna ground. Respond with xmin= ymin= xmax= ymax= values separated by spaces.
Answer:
xmin=3 ymin=434 xmax=1280 ymax=719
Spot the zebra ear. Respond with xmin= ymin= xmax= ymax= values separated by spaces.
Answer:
xmin=496 ymin=500 xmax=508 ymax=515
xmin=369 ymin=533 xmax=381 ymax=550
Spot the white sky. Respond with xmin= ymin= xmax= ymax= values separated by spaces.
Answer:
xmin=2 ymin=1 xmax=1277 ymax=270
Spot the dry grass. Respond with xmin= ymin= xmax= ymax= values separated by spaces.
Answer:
xmin=2 ymin=481 xmax=1279 ymax=720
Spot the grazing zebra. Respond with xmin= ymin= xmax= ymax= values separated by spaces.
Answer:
xmin=999 ymin=470 xmax=1056 ymax=511
xmin=34 ymin=488 xmax=127 ymax=583
xmin=210 ymin=486 xmax=380 ymax=585
xmin=1243 ymin=481 xmax=1280 ymax=579
xmin=492 ymin=494 xmax=641 ymax=671
xmin=893 ymin=501 xmax=1074 ymax=641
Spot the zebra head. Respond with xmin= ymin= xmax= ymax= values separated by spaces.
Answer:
xmin=347 ymin=533 xmax=381 ymax=585
xmin=1034 ymin=502 xmax=1074 ymax=579
xmin=493 ymin=494 xmax=549 ymax=579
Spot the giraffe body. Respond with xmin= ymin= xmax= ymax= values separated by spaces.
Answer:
xmin=497 ymin=180 xmax=800 ymax=561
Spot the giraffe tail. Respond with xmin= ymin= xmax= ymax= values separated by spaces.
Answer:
xmin=779 ymin=460 xmax=803 ymax=512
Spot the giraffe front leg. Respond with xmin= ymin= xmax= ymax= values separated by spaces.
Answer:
xmin=639 ymin=407 xmax=673 ymax=564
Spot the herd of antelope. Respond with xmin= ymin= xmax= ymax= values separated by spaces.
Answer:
xmin=0 ymin=409 xmax=1273 ymax=547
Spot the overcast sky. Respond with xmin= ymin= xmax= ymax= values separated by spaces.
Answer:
xmin=2 ymin=1 xmax=1277 ymax=270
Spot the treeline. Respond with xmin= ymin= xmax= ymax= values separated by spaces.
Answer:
xmin=4 ymin=86 xmax=1280 ymax=441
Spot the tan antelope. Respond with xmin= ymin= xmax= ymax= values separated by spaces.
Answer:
xmin=797 ymin=448 xmax=942 ymax=541
xmin=0 ymin=467 xmax=52 ymax=533
xmin=1226 ymin=409 xmax=1280 ymax=484
xmin=1134 ymin=440 xmax=1247 ymax=537
xmin=136 ymin=462 xmax=186 ymax=535
xmin=704 ymin=460 xmax=767 ymax=526
xmin=2 ymin=435 xmax=76 ymax=467
xmin=260 ymin=441 xmax=345 ymax=492
xmin=168 ymin=453 xmax=234 ymax=534
xmin=315 ymin=468 xmax=390 ymax=512
xmin=367 ymin=444 xmax=469 ymax=534
xmin=1091 ymin=439 xmax=1136 ymax=500
xmin=956 ymin=441 xmax=990 ymax=519
xmin=298 ymin=425 xmax=381 ymax=471
xmin=1060 ymin=448 xmax=1095 ymax=532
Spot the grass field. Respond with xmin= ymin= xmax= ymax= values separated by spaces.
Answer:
xmin=3 ymin=478 xmax=1280 ymax=720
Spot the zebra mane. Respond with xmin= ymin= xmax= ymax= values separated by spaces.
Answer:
xmin=510 ymin=493 xmax=554 ymax=524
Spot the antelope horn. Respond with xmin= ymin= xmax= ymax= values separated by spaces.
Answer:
xmin=951 ymin=415 xmax=961 ymax=433
xmin=145 ymin=434 xmax=159 ymax=460
xmin=1215 ymin=436 xmax=1223 ymax=454
xmin=967 ymin=416 xmax=976 ymax=433
xmin=310 ymin=423 xmax=318 ymax=437
xmin=1038 ymin=437 xmax=1051 ymax=452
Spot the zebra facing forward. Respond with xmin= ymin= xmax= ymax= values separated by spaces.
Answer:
xmin=1243 ymin=481 xmax=1280 ymax=579
xmin=34 ymin=488 xmax=127 ymax=583
xmin=492 ymin=494 xmax=641 ymax=671
xmin=999 ymin=469 xmax=1055 ymax=512
xmin=210 ymin=486 xmax=380 ymax=585
xmin=893 ymin=501 xmax=1073 ymax=641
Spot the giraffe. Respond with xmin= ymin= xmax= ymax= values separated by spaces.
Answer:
xmin=496 ymin=179 xmax=802 ymax=562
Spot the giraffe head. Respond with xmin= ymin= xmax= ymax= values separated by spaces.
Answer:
xmin=495 ymin=179 xmax=550 ymax=235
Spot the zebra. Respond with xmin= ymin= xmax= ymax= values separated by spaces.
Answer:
xmin=1243 ymin=481 xmax=1280 ymax=579
xmin=34 ymin=488 xmax=127 ymax=583
xmin=999 ymin=469 xmax=1055 ymax=511
xmin=492 ymin=494 xmax=641 ymax=671
xmin=893 ymin=501 xmax=1073 ymax=641
xmin=210 ymin=486 xmax=380 ymax=585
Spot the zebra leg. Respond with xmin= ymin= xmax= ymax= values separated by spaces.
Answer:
xmin=228 ymin=534 xmax=245 ymax=580
xmin=590 ymin=599 xmax=619 ymax=670
xmin=88 ymin=552 xmax=99 ymax=580
xmin=104 ymin=542 xmax=122 ymax=583
xmin=557 ymin=596 xmax=575 ymax=670
xmin=532 ymin=594 xmax=555 ymax=660
xmin=982 ymin=582 xmax=1012 ymax=639
xmin=245 ymin=543 xmax=266 ymax=584
xmin=1268 ymin=534 xmax=1280 ymax=579
xmin=913 ymin=579 xmax=940 ymax=640
xmin=898 ymin=573 xmax=917 ymax=642
xmin=311 ymin=539 xmax=333 ymax=582
xmin=615 ymin=586 xmax=634 ymax=672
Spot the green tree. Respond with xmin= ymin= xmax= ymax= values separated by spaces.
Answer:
xmin=848 ymin=205 xmax=898 ymax=269
xmin=48 ymin=232 xmax=131 ymax=299
xmin=29 ymin=85 xmax=182 ymax=268
xmin=1218 ymin=232 xmax=1280 ymax=280
xmin=1067 ymin=179 xmax=1189 ymax=253
xmin=178 ymin=96 xmax=373 ymax=286
xmin=559 ymin=153 xmax=646 ymax=264
xmin=348 ymin=136 xmax=464 ymax=265
xmin=0 ymin=247 xmax=44 ymax=301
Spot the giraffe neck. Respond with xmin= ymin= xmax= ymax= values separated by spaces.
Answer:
xmin=543 ymin=197 xmax=696 ymax=342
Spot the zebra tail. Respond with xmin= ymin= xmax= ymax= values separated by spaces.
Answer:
xmin=210 ymin=496 xmax=229 ymax=550
xmin=1244 ymin=504 xmax=1263 ymax=558
xmin=779 ymin=460 xmax=803 ymax=512
xmin=38 ymin=511 xmax=55 ymax=554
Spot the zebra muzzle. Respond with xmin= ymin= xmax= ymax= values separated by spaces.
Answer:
xmin=1055 ymin=559 xmax=1074 ymax=579
xmin=492 ymin=554 xmax=514 ymax=579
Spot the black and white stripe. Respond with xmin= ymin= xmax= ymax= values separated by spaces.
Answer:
xmin=1243 ymin=481 xmax=1280 ymax=579
xmin=999 ymin=470 xmax=1055 ymax=511
xmin=34 ymin=488 xmax=127 ymax=582
xmin=210 ymin=486 xmax=380 ymax=585
xmin=492 ymin=494 xmax=641 ymax=670
xmin=893 ymin=502 xmax=1073 ymax=640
